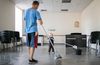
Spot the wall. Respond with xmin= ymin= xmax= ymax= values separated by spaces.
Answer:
xmin=0 ymin=0 xmax=15 ymax=31
xmin=81 ymin=0 xmax=100 ymax=49
xmin=38 ymin=12 xmax=81 ymax=35
xmin=81 ymin=0 xmax=100 ymax=35
xmin=15 ymin=7 xmax=23 ymax=37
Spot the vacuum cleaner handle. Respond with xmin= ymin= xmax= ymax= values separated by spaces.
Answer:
xmin=41 ymin=25 xmax=50 ymax=39
xmin=41 ymin=25 xmax=55 ymax=47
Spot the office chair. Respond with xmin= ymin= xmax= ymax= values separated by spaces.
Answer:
xmin=88 ymin=31 xmax=100 ymax=56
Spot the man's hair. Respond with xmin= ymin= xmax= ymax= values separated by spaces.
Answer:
xmin=32 ymin=1 xmax=39 ymax=5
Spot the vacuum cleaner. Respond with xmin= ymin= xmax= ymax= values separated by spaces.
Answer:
xmin=41 ymin=25 xmax=62 ymax=60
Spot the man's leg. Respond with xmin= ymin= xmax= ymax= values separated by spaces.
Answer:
xmin=29 ymin=47 xmax=35 ymax=60
xmin=29 ymin=32 xmax=38 ymax=63
xmin=26 ymin=33 xmax=32 ymax=60
xmin=28 ymin=47 xmax=30 ymax=59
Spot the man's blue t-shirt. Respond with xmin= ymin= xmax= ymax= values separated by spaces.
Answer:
xmin=24 ymin=8 xmax=41 ymax=33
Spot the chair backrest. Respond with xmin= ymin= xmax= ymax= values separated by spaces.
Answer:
xmin=71 ymin=33 xmax=82 ymax=35
xmin=14 ymin=31 xmax=20 ymax=42
xmin=0 ymin=31 xmax=12 ymax=43
xmin=90 ymin=31 xmax=100 ymax=43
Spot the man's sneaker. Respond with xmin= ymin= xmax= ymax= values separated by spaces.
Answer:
xmin=29 ymin=59 xmax=38 ymax=63
xmin=32 ymin=59 xmax=38 ymax=63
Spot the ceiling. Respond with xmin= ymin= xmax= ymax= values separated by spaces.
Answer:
xmin=10 ymin=0 xmax=93 ymax=12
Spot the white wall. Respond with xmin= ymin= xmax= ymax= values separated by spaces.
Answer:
xmin=0 ymin=0 xmax=15 ymax=31
xmin=15 ymin=7 xmax=23 ymax=37
xmin=81 ymin=0 xmax=100 ymax=35
xmin=38 ymin=12 xmax=81 ymax=35
xmin=81 ymin=0 xmax=100 ymax=49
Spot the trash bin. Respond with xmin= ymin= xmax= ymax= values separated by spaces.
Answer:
xmin=76 ymin=49 xmax=82 ymax=55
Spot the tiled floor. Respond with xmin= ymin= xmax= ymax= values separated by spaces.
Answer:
xmin=0 ymin=45 xmax=100 ymax=65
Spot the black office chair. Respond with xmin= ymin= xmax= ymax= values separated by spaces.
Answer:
xmin=0 ymin=31 xmax=12 ymax=43
xmin=71 ymin=33 xmax=86 ymax=47
xmin=0 ymin=31 xmax=13 ymax=49
xmin=14 ymin=31 xmax=22 ymax=46
xmin=88 ymin=31 xmax=100 ymax=56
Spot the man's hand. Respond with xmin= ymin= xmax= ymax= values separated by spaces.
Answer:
xmin=35 ymin=32 xmax=38 ymax=36
xmin=38 ymin=19 xmax=43 ymax=25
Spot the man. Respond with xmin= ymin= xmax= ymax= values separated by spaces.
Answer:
xmin=24 ymin=1 xmax=43 ymax=63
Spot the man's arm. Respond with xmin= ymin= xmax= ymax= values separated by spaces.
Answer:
xmin=35 ymin=19 xmax=43 ymax=36
xmin=36 ymin=11 xmax=43 ymax=25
